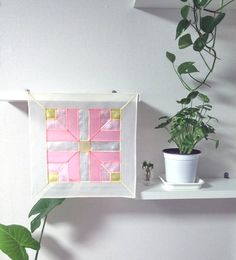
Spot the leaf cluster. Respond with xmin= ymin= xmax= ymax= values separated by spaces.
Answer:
xmin=155 ymin=91 xmax=219 ymax=154
xmin=167 ymin=0 xmax=230 ymax=92
xmin=158 ymin=0 xmax=233 ymax=153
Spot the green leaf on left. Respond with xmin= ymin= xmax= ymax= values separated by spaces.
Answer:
xmin=177 ymin=62 xmax=199 ymax=74
xmin=178 ymin=33 xmax=193 ymax=49
xmin=0 ymin=224 xmax=40 ymax=260
xmin=29 ymin=198 xmax=65 ymax=233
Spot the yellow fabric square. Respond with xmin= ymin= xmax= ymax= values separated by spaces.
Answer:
xmin=79 ymin=140 xmax=91 ymax=152
xmin=111 ymin=172 xmax=121 ymax=182
xmin=111 ymin=109 xmax=120 ymax=120
xmin=49 ymin=172 xmax=59 ymax=183
xmin=46 ymin=109 xmax=56 ymax=120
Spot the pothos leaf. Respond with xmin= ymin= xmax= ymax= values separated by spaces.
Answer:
xmin=181 ymin=5 xmax=190 ymax=19
xmin=200 ymin=13 xmax=225 ymax=33
xmin=166 ymin=51 xmax=176 ymax=63
xmin=198 ymin=93 xmax=210 ymax=103
xmin=193 ymin=33 xmax=209 ymax=52
xmin=178 ymin=33 xmax=193 ymax=49
xmin=177 ymin=62 xmax=199 ymax=74
xmin=176 ymin=19 xmax=190 ymax=39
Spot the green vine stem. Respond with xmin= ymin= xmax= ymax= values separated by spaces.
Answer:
xmin=34 ymin=216 xmax=47 ymax=260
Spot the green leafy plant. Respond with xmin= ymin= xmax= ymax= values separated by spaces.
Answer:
xmin=0 ymin=198 xmax=65 ymax=260
xmin=156 ymin=0 xmax=233 ymax=154
xmin=156 ymin=90 xmax=219 ymax=154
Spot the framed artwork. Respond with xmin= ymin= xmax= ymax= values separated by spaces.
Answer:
xmin=28 ymin=93 xmax=138 ymax=198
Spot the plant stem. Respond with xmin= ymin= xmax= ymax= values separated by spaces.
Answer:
xmin=204 ymin=0 xmax=214 ymax=8
xmin=34 ymin=216 xmax=47 ymax=260
xmin=216 ymin=0 xmax=235 ymax=12
xmin=189 ymin=74 xmax=211 ymax=87
xmin=195 ymin=48 xmax=217 ymax=90
xmin=172 ymin=64 xmax=192 ymax=91
xmin=199 ymin=51 xmax=211 ymax=71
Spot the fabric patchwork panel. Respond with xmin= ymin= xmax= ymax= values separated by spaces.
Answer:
xmin=46 ymin=108 xmax=121 ymax=183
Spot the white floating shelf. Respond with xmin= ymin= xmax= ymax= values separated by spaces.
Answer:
xmin=134 ymin=0 xmax=236 ymax=9
xmin=0 ymin=91 xmax=29 ymax=101
xmin=137 ymin=178 xmax=236 ymax=200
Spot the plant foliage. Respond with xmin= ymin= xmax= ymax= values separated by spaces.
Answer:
xmin=155 ymin=91 xmax=219 ymax=154
xmin=0 ymin=224 xmax=40 ymax=260
xmin=156 ymin=0 xmax=232 ymax=154
xmin=29 ymin=198 xmax=65 ymax=233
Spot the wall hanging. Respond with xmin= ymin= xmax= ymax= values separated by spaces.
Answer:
xmin=28 ymin=92 xmax=138 ymax=198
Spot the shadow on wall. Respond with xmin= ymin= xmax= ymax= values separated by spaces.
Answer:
xmin=43 ymin=197 xmax=236 ymax=259
xmin=136 ymin=101 xmax=170 ymax=178
xmin=135 ymin=7 xmax=179 ymax=23
xmin=40 ymin=235 xmax=75 ymax=260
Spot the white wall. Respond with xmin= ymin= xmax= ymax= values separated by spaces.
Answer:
xmin=1 ymin=1 xmax=236 ymax=259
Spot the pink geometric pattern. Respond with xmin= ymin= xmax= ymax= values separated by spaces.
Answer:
xmin=46 ymin=108 xmax=121 ymax=183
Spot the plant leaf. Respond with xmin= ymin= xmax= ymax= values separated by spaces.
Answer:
xmin=208 ymin=115 xmax=219 ymax=123
xmin=176 ymin=19 xmax=190 ymax=39
xmin=166 ymin=51 xmax=176 ymax=63
xmin=29 ymin=198 xmax=65 ymax=233
xmin=193 ymin=33 xmax=209 ymax=52
xmin=177 ymin=97 xmax=191 ymax=105
xmin=200 ymin=13 xmax=225 ymax=33
xmin=0 ymin=224 xmax=40 ymax=260
xmin=178 ymin=33 xmax=193 ymax=49
xmin=159 ymin=115 xmax=169 ymax=120
xmin=187 ymin=91 xmax=199 ymax=100
xmin=213 ymin=12 xmax=226 ymax=28
xmin=155 ymin=121 xmax=169 ymax=129
xmin=181 ymin=5 xmax=190 ymax=19
xmin=177 ymin=62 xmax=199 ymax=74
xmin=193 ymin=0 xmax=209 ymax=8
xmin=198 ymin=93 xmax=210 ymax=103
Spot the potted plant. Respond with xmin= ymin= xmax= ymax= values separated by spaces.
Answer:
xmin=155 ymin=0 xmax=232 ymax=183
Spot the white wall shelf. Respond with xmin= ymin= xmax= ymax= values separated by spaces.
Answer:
xmin=133 ymin=0 xmax=236 ymax=9
xmin=137 ymin=178 xmax=236 ymax=200
xmin=0 ymin=91 xmax=29 ymax=102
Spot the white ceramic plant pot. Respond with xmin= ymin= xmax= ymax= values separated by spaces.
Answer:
xmin=163 ymin=148 xmax=201 ymax=183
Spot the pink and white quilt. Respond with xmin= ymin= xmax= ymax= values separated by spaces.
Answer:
xmin=28 ymin=93 xmax=138 ymax=198
xmin=46 ymin=108 xmax=121 ymax=183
